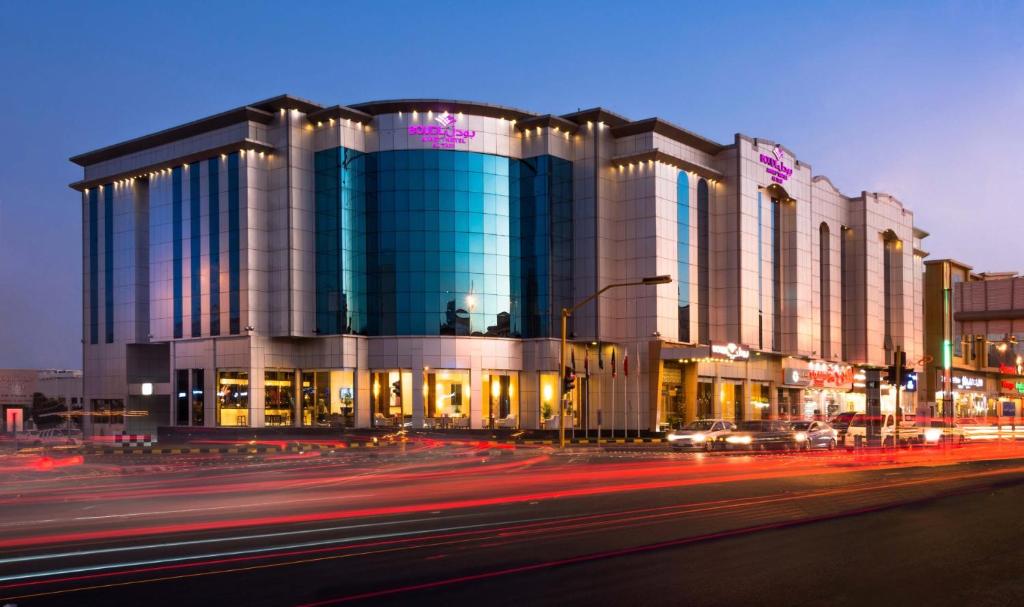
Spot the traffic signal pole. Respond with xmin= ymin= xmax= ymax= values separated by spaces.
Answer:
xmin=894 ymin=346 xmax=903 ymax=448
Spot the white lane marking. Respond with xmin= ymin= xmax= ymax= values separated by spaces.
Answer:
xmin=0 ymin=514 xmax=555 ymax=583
xmin=0 ymin=494 xmax=375 ymax=529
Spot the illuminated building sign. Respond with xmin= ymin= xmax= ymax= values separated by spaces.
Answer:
xmin=783 ymin=362 xmax=854 ymax=388
xmin=936 ymin=372 xmax=985 ymax=390
xmin=999 ymin=364 xmax=1023 ymax=376
xmin=407 ymin=111 xmax=477 ymax=149
xmin=759 ymin=145 xmax=793 ymax=185
xmin=1001 ymin=380 xmax=1024 ymax=394
xmin=710 ymin=343 xmax=750 ymax=361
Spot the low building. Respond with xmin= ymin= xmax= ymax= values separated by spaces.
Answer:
xmin=0 ymin=369 xmax=82 ymax=432
xmin=924 ymin=260 xmax=1023 ymax=421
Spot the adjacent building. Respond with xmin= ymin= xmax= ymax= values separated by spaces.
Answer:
xmin=70 ymin=95 xmax=926 ymax=435
xmin=0 ymin=369 xmax=82 ymax=433
xmin=923 ymin=260 xmax=1024 ymax=420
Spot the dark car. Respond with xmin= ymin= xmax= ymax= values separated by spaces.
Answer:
xmin=828 ymin=411 xmax=857 ymax=445
xmin=790 ymin=420 xmax=838 ymax=450
xmin=712 ymin=420 xmax=803 ymax=452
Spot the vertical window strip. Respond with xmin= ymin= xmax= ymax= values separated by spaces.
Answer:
xmin=172 ymin=167 xmax=183 ymax=339
xmin=190 ymin=166 xmax=202 ymax=337
xmin=820 ymin=223 xmax=831 ymax=358
xmin=697 ymin=179 xmax=710 ymax=344
xmin=208 ymin=158 xmax=221 ymax=336
xmin=771 ymin=198 xmax=782 ymax=352
xmin=757 ymin=192 xmax=763 ymax=350
xmin=677 ymin=172 xmax=690 ymax=342
xmin=228 ymin=152 xmax=241 ymax=335
xmin=88 ymin=189 xmax=99 ymax=345
xmin=104 ymin=185 xmax=114 ymax=343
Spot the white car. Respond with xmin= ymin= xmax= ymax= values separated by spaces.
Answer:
xmin=667 ymin=419 xmax=736 ymax=451
xmin=843 ymin=413 xmax=918 ymax=449
xmin=31 ymin=429 xmax=83 ymax=447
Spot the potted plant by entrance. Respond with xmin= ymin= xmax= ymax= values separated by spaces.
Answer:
xmin=541 ymin=402 xmax=553 ymax=426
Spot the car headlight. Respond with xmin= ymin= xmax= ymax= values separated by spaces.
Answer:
xmin=726 ymin=435 xmax=752 ymax=444
xmin=692 ymin=433 xmax=706 ymax=443
xmin=667 ymin=433 xmax=680 ymax=441
xmin=924 ymin=428 xmax=943 ymax=442
xmin=794 ymin=432 xmax=808 ymax=442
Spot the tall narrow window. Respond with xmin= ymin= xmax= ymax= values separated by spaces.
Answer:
xmin=819 ymin=223 xmax=831 ymax=359
xmin=208 ymin=158 xmax=221 ymax=336
xmin=190 ymin=166 xmax=202 ymax=337
xmin=172 ymin=167 xmax=184 ymax=339
xmin=771 ymin=197 xmax=782 ymax=351
xmin=697 ymin=179 xmax=710 ymax=344
xmin=677 ymin=171 xmax=690 ymax=342
xmin=104 ymin=185 xmax=114 ymax=343
xmin=227 ymin=153 xmax=241 ymax=335
xmin=757 ymin=191 xmax=764 ymax=350
xmin=840 ymin=226 xmax=850 ymax=361
xmin=175 ymin=369 xmax=189 ymax=425
xmin=883 ymin=233 xmax=900 ymax=358
xmin=88 ymin=189 xmax=99 ymax=345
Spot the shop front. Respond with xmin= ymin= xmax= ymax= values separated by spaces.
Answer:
xmin=781 ymin=361 xmax=856 ymax=420
xmin=934 ymin=371 xmax=989 ymax=419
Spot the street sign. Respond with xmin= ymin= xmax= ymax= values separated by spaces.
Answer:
xmin=1002 ymin=401 xmax=1016 ymax=417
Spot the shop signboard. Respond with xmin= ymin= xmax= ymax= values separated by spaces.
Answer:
xmin=1000 ymin=380 xmax=1024 ymax=394
xmin=935 ymin=371 xmax=985 ymax=391
xmin=710 ymin=343 xmax=750 ymax=361
xmin=0 ymin=370 xmax=36 ymax=406
xmin=783 ymin=362 xmax=854 ymax=389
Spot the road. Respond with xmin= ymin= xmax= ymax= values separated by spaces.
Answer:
xmin=1 ymin=441 xmax=1024 ymax=606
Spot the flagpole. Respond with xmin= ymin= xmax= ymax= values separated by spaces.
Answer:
xmin=611 ymin=347 xmax=616 ymax=440
xmin=636 ymin=346 xmax=642 ymax=439
xmin=624 ymin=348 xmax=629 ymax=439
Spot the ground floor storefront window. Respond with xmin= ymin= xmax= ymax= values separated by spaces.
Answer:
xmin=300 ymin=370 xmax=354 ymax=427
xmin=661 ymin=365 xmax=684 ymax=428
xmin=751 ymin=383 xmax=771 ymax=420
xmin=539 ymin=372 xmax=558 ymax=429
xmin=484 ymin=371 xmax=518 ymax=429
xmin=697 ymin=380 xmax=713 ymax=419
xmin=264 ymin=371 xmax=295 ymax=427
xmin=720 ymin=381 xmax=744 ymax=422
xmin=372 ymin=370 xmax=412 ymax=427
xmin=217 ymin=371 xmax=249 ymax=426
xmin=424 ymin=369 xmax=469 ymax=429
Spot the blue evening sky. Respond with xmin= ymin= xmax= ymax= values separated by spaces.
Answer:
xmin=1 ymin=0 xmax=1021 ymax=368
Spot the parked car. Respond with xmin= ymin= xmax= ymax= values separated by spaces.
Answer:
xmin=843 ymin=413 xmax=918 ymax=449
xmin=790 ymin=420 xmax=839 ymax=450
xmin=711 ymin=420 xmax=804 ymax=452
xmin=828 ymin=412 xmax=858 ymax=446
xmin=917 ymin=419 xmax=966 ymax=446
xmin=32 ymin=429 xmax=83 ymax=447
xmin=667 ymin=419 xmax=736 ymax=451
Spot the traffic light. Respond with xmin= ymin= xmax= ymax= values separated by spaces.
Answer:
xmin=901 ymin=369 xmax=918 ymax=392
xmin=885 ymin=365 xmax=899 ymax=386
xmin=562 ymin=366 xmax=575 ymax=395
xmin=391 ymin=380 xmax=401 ymax=398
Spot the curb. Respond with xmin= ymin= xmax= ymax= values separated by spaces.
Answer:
xmin=83 ymin=442 xmax=389 ymax=455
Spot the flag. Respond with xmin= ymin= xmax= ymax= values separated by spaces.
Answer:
xmin=598 ymin=342 xmax=605 ymax=370
xmin=624 ymin=348 xmax=630 ymax=377
xmin=611 ymin=348 xmax=617 ymax=379
xmin=584 ymin=348 xmax=590 ymax=379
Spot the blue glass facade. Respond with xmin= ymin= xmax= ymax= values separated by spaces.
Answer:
xmin=103 ymin=185 xmax=114 ymax=344
xmin=189 ymin=167 xmax=202 ymax=337
xmin=208 ymin=158 xmax=221 ymax=336
xmin=172 ymin=167 xmax=184 ymax=339
xmin=677 ymin=171 xmax=690 ymax=343
xmin=315 ymin=148 xmax=572 ymax=338
xmin=227 ymin=152 xmax=241 ymax=335
xmin=88 ymin=188 xmax=99 ymax=345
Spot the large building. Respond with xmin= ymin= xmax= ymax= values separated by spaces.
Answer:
xmin=70 ymin=95 xmax=926 ymax=435
xmin=0 ymin=369 xmax=82 ymax=433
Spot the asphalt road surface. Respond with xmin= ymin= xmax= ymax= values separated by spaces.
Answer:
xmin=2 ymin=441 xmax=1024 ymax=606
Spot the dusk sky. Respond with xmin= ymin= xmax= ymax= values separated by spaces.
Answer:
xmin=1 ymin=1 xmax=1021 ymax=369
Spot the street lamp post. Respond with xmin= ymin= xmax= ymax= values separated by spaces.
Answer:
xmin=558 ymin=275 xmax=671 ymax=448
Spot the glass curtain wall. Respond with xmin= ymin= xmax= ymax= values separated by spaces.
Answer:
xmin=315 ymin=149 xmax=572 ymax=339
